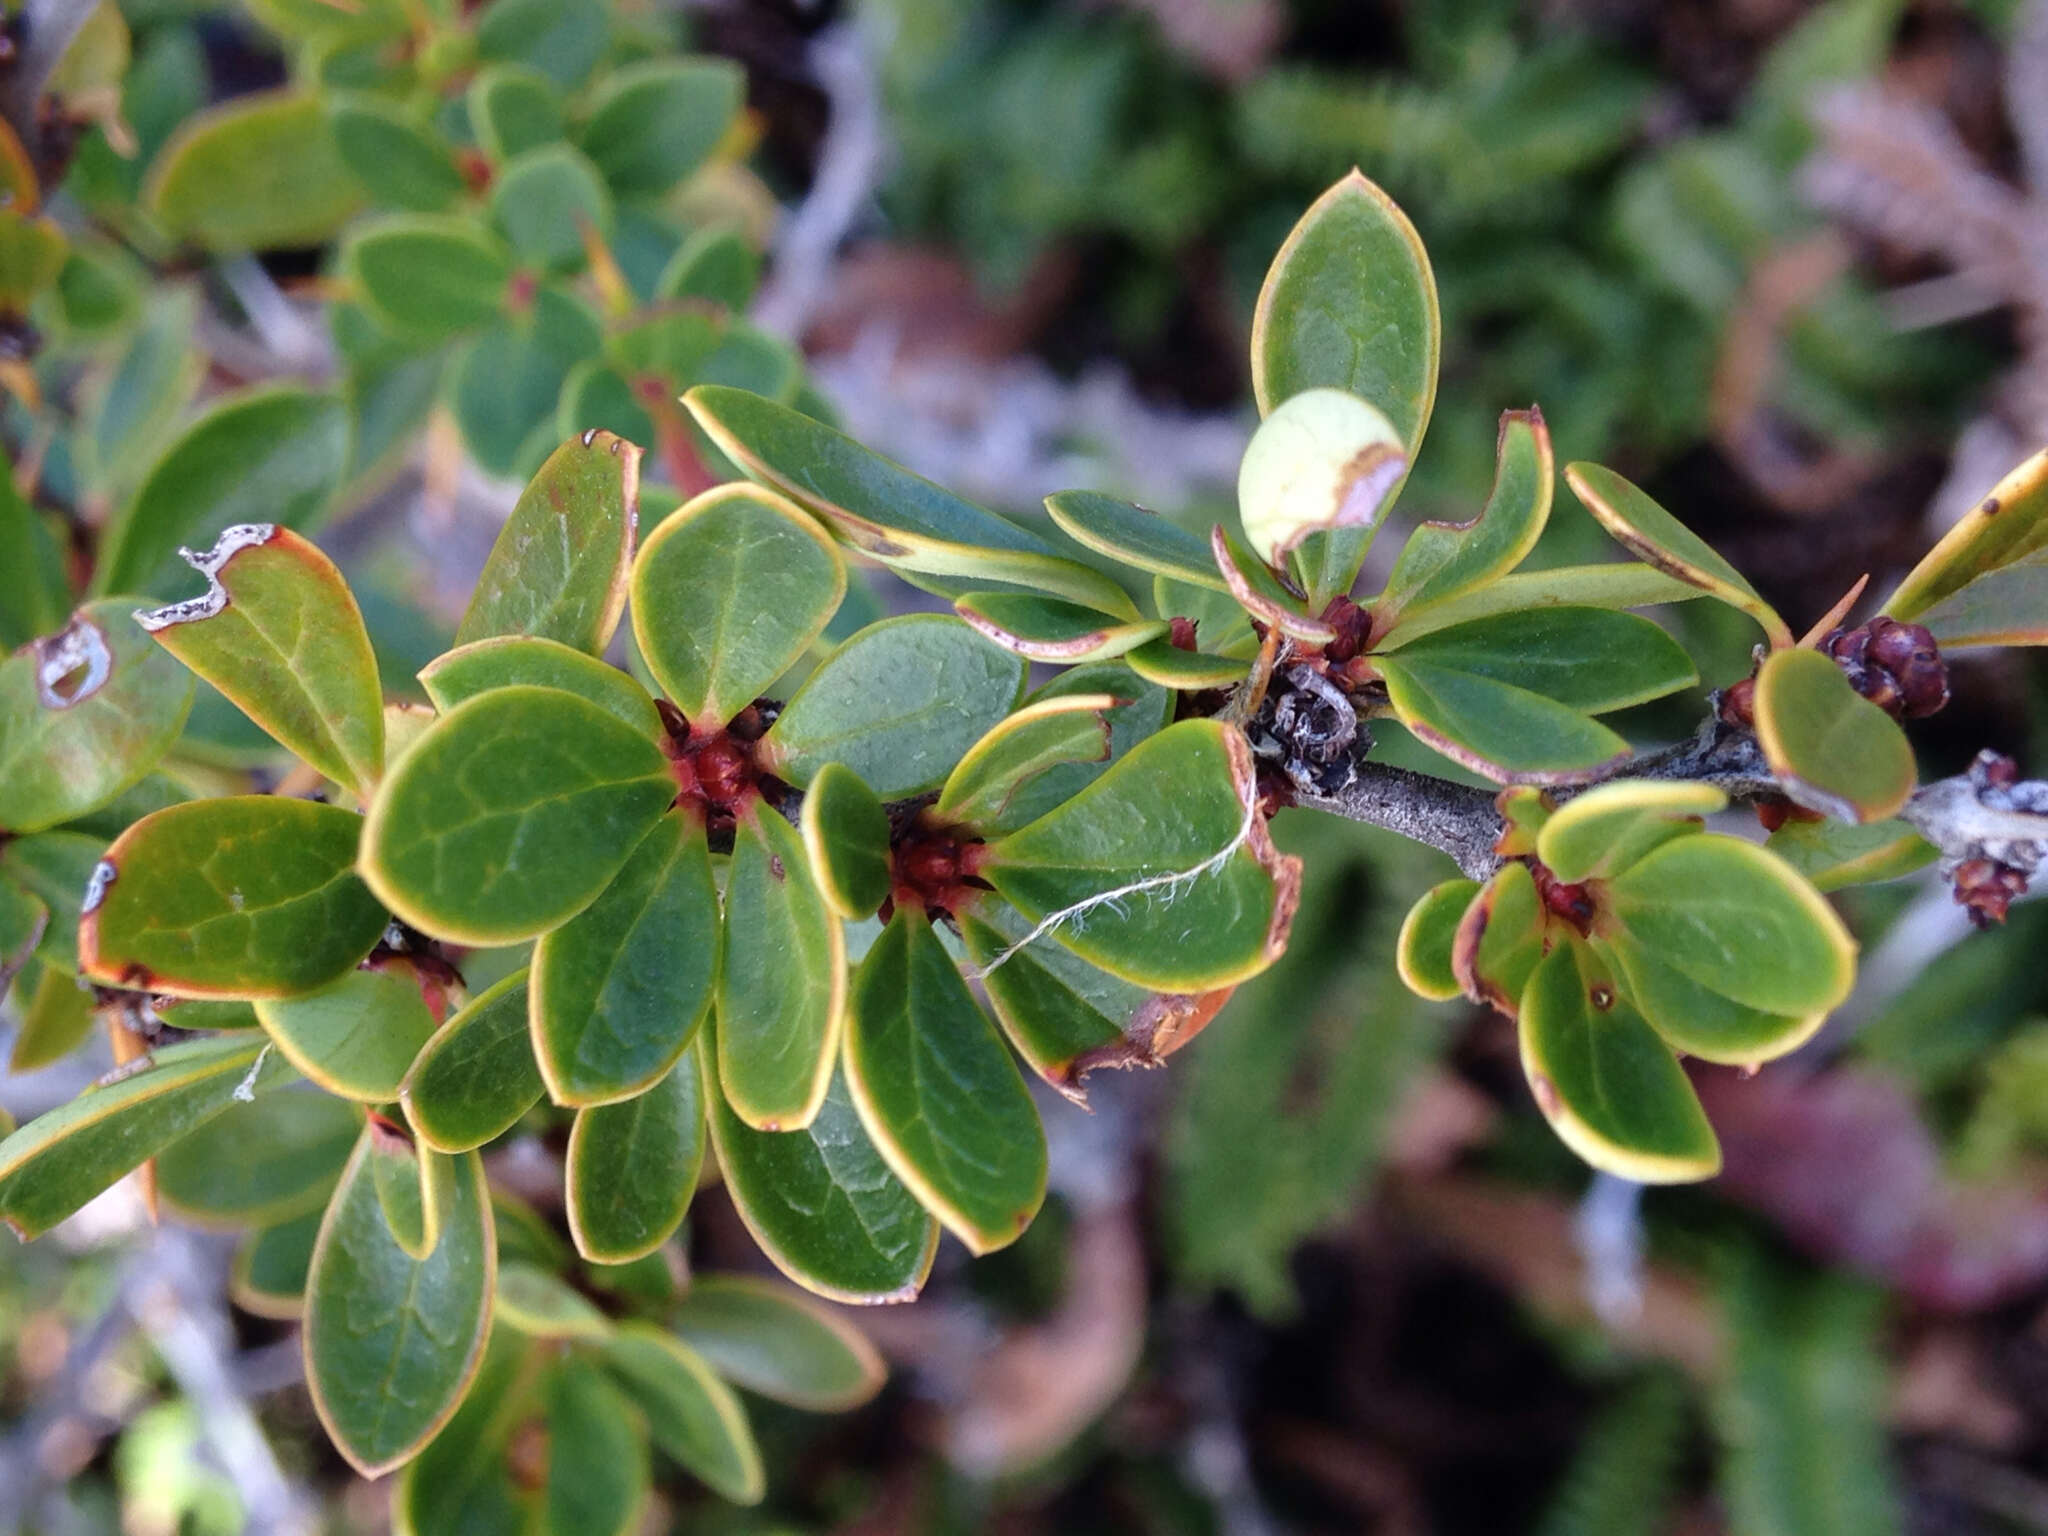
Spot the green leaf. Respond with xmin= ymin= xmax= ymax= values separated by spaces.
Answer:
xmin=1518 ymin=940 xmax=1721 ymax=1183
xmin=958 ymin=900 xmax=1194 ymax=1099
xmin=157 ymin=1087 xmax=360 ymax=1227
xmin=1237 ymin=388 xmax=1408 ymax=570
xmin=497 ymin=1261 xmax=611 ymax=1341
xmin=1378 ymin=607 xmax=1697 ymax=714
xmin=1603 ymin=834 xmax=1856 ymax=1016
xmin=985 ymin=720 xmax=1298 ymax=991
xmin=1249 ymin=171 xmax=1439 ymax=606
xmin=844 ymin=909 xmax=1046 ymax=1254
xmin=232 ymin=1208 xmax=323 ymax=1319
xmin=0 ymin=463 xmax=66 ymax=650
xmin=1753 ymin=647 xmax=1915 ymax=823
xmin=344 ymin=215 xmax=512 ymax=345
xmin=146 ymin=91 xmax=360 ymax=251
xmin=388 ymin=1330 xmax=537 ymax=1534
xmin=0 ymin=1035 xmax=294 ymax=1239
xmin=469 ymin=64 xmax=564 ymax=161
xmin=716 ymin=807 xmax=843 ymax=1130
xmin=955 ymin=592 xmax=1168 ymax=664
xmin=1124 ymin=639 xmax=1251 ymax=691
xmin=760 ymin=615 xmax=1026 ymax=797
xmin=543 ymin=1358 xmax=649 ymax=1536
xmin=97 ymin=386 xmax=351 ymax=599
xmin=361 ymin=686 xmax=675 ymax=946
xmin=135 ymin=525 xmax=384 ymax=795
xmin=599 ymin=1323 xmax=763 ymax=1504
xmin=1912 ymin=552 xmax=2048 ymax=648
xmin=1044 ymin=490 xmax=1226 ymax=590
xmin=1452 ymin=860 xmax=1545 ymax=1015
xmin=80 ymin=797 xmax=388 ymax=999
xmin=797 ymin=762 xmax=891 ymax=920
xmin=0 ymin=601 xmax=193 ymax=832
xmin=937 ymin=695 xmax=1117 ymax=836
xmin=0 ymin=885 xmax=45 ymax=997
xmin=1375 ymin=563 xmax=1706 ymax=646
xmin=401 ymin=971 xmax=542 ymax=1153
xmin=449 ymin=287 xmax=603 ymax=479
xmin=1766 ymin=817 xmax=1936 ymax=893
xmin=328 ymin=94 xmax=465 ymax=212
xmin=304 ymin=1130 xmax=495 ymax=1477
xmin=674 ymin=1275 xmax=886 ymax=1411
xmin=420 ymin=635 xmax=659 ymax=738
xmin=1395 ymin=878 xmax=1480 ymax=1001
xmin=2 ymin=831 xmax=104 ymax=974
xmin=456 ymin=431 xmax=641 ymax=655
xmin=703 ymin=1038 xmax=937 ymax=1303
xmin=474 ymin=0 xmax=605 ymax=89
xmin=255 ymin=966 xmax=438 ymax=1103
xmin=0 ymin=211 xmax=65 ymax=310
xmin=360 ymin=1111 xmax=443 ymax=1260
xmin=658 ymin=225 xmax=761 ymax=310
xmin=566 ymin=1052 xmax=705 ymax=1264
xmin=683 ymin=386 xmax=1136 ymax=616
xmin=1886 ymin=444 xmax=2048 ymax=619
xmin=76 ymin=285 xmax=200 ymax=505
xmin=7 ymin=963 xmax=95 ymax=1073
xmin=1382 ymin=408 xmax=1552 ymax=619
xmin=1599 ymin=933 xmax=1825 ymax=1066
xmin=1374 ymin=657 xmax=1631 ymax=785
xmin=630 ymin=483 xmax=845 ymax=728
xmin=533 ymin=812 xmax=718 ymax=1106
xmin=1565 ymin=463 xmax=1792 ymax=647
xmin=490 ymin=144 xmax=610 ymax=273
xmin=1007 ymin=665 xmax=1174 ymax=828
xmin=579 ymin=58 xmax=744 ymax=197
xmin=1536 ymin=780 xmax=1724 ymax=885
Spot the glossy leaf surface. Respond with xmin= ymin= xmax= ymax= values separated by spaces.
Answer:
xmin=533 ymin=812 xmax=718 ymax=1106
xmin=1754 ymin=647 xmax=1915 ymax=823
xmin=457 ymin=431 xmax=641 ymax=656
xmin=631 ymin=483 xmax=845 ymax=727
xmin=1043 ymin=490 xmax=1226 ymax=590
xmin=798 ymin=763 xmax=891 ymax=920
xmin=937 ymin=695 xmax=1117 ymax=836
xmin=566 ymin=1052 xmax=705 ymax=1263
xmin=844 ymin=909 xmax=1047 ymax=1254
xmin=419 ymin=635 xmax=659 ymax=738
xmin=985 ymin=721 xmax=1297 ymax=991
xmin=402 ymin=972 xmax=541 ymax=1153
xmin=1396 ymin=878 xmax=1480 ymax=1001
xmin=304 ymin=1133 xmax=495 ymax=1476
xmin=1601 ymin=934 xmax=1824 ymax=1066
xmin=1374 ymin=657 xmax=1630 ymax=784
xmin=1376 ymin=562 xmax=1705 ymax=646
xmin=1519 ymin=940 xmax=1721 ymax=1183
xmin=1536 ymin=780 xmax=1724 ymax=885
xmin=255 ymin=966 xmax=437 ymax=1102
xmin=137 ymin=525 xmax=383 ymax=795
xmin=81 ymin=797 xmax=387 ymax=998
xmin=704 ymin=1041 xmax=937 ymax=1304
xmin=1379 ymin=606 xmax=1696 ymax=715
xmin=1382 ymin=408 xmax=1551 ymax=617
xmin=361 ymin=686 xmax=675 ymax=946
xmin=761 ymin=615 xmax=1026 ymax=797
xmin=717 ymin=807 xmax=843 ymax=1130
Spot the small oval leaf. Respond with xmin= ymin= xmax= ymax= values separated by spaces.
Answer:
xmin=1753 ymin=646 xmax=1917 ymax=823
xmin=565 ymin=1052 xmax=706 ymax=1265
xmin=673 ymin=1274 xmax=886 ymax=1411
xmin=401 ymin=971 xmax=542 ymax=1153
xmin=798 ymin=762 xmax=891 ymax=920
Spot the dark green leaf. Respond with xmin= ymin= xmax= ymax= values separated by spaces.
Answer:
xmin=566 ymin=1052 xmax=705 ymax=1263
xmin=599 ymin=1323 xmax=763 ymax=1503
xmin=304 ymin=1131 xmax=495 ymax=1476
xmin=797 ymin=762 xmax=891 ymax=920
xmin=1600 ymin=934 xmax=1825 ymax=1066
xmin=1382 ymin=407 xmax=1551 ymax=617
xmin=2 ymin=831 xmax=102 ymax=974
xmin=80 ymin=797 xmax=387 ymax=998
xmin=474 ymin=0 xmax=606 ymax=89
xmin=657 ymin=225 xmax=759 ymax=311
xmin=674 ymin=1274 xmax=885 ymax=1411
xmin=468 ymin=64 xmax=564 ymax=161
xmin=630 ymin=483 xmax=845 ymax=728
xmin=544 ymin=1358 xmax=649 ymax=1535
xmin=716 ymin=806 xmax=843 ymax=1130
xmin=232 ymin=1207 xmax=323 ymax=1318
xmin=361 ymin=686 xmax=674 ymax=946
xmin=1913 ymin=553 xmax=2048 ymax=648
xmin=448 ymin=288 xmax=603 ymax=479
xmin=328 ymin=94 xmax=464 ymax=212
xmin=1374 ymin=656 xmax=1631 ymax=784
xmin=157 ymin=1086 xmax=360 ymax=1227
xmin=401 ymin=971 xmax=542 ymax=1153
xmin=936 ymin=694 xmax=1117 ymax=835
xmin=703 ymin=1039 xmax=937 ymax=1303
xmin=761 ymin=615 xmax=1026 ymax=797
xmin=579 ymin=58 xmax=744 ymax=197
xmin=533 ymin=812 xmax=718 ymax=1106
xmin=497 ymin=1260 xmax=611 ymax=1340
xmin=1375 ymin=562 xmax=1706 ymax=646
xmin=255 ymin=966 xmax=438 ymax=1103
xmin=1766 ymin=817 xmax=1936 ymax=893
xmin=7 ymin=963 xmax=94 ymax=1073
xmin=490 ymin=143 xmax=610 ymax=273
xmin=1042 ymin=490 xmax=1225 ymax=590
xmin=1378 ymin=606 xmax=1697 ymax=713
